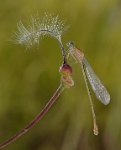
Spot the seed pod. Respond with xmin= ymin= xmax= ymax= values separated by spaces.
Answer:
xmin=59 ymin=63 xmax=74 ymax=88
xmin=61 ymin=76 xmax=74 ymax=88
xmin=59 ymin=63 xmax=72 ymax=76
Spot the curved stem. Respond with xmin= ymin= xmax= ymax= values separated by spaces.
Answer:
xmin=40 ymin=30 xmax=67 ymax=64
xmin=0 ymin=84 xmax=64 ymax=149
xmin=58 ymin=39 xmax=67 ymax=64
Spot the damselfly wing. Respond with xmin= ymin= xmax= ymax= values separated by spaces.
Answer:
xmin=67 ymin=42 xmax=110 ymax=105
xmin=82 ymin=57 xmax=110 ymax=105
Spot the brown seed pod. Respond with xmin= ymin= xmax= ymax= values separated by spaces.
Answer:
xmin=61 ymin=76 xmax=74 ymax=88
xmin=59 ymin=63 xmax=72 ymax=76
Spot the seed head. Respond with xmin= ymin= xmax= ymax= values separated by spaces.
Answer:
xmin=13 ymin=13 xmax=66 ymax=48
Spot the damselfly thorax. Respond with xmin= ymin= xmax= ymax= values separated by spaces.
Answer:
xmin=67 ymin=42 xmax=84 ymax=63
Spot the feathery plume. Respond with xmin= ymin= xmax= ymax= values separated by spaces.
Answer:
xmin=13 ymin=13 xmax=66 ymax=48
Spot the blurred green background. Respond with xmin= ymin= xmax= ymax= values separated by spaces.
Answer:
xmin=0 ymin=0 xmax=121 ymax=150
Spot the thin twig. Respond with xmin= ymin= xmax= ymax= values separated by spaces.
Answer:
xmin=38 ymin=30 xmax=67 ymax=64
xmin=58 ymin=39 xmax=67 ymax=64
xmin=0 ymin=83 xmax=64 ymax=149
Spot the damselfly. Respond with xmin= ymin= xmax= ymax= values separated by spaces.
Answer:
xmin=67 ymin=42 xmax=110 ymax=135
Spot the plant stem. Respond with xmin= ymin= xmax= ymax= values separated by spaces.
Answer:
xmin=40 ymin=29 xmax=67 ymax=64
xmin=58 ymin=39 xmax=67 ymax=64
xmin=0 ymin=84 xmax=64 ymax=149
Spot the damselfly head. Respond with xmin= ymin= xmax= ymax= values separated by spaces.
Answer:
xmin=66 ymin=41 xmax=84 ymax=63
xmin=66 ymin=41 xmax=75 ymax=49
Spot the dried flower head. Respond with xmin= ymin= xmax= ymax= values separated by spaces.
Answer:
xmin=13 ymin=13 xmax=66 ymax=48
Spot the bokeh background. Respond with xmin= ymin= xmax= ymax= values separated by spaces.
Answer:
xmin=0 ymin=0 xmax=121 ymax=150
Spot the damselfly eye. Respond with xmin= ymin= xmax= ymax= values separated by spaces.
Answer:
xmin=66 ymin=41 xmax=74 ymax=48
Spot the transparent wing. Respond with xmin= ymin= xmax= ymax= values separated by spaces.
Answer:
xmin=82 ymin=57 xmax=110 ymax=105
